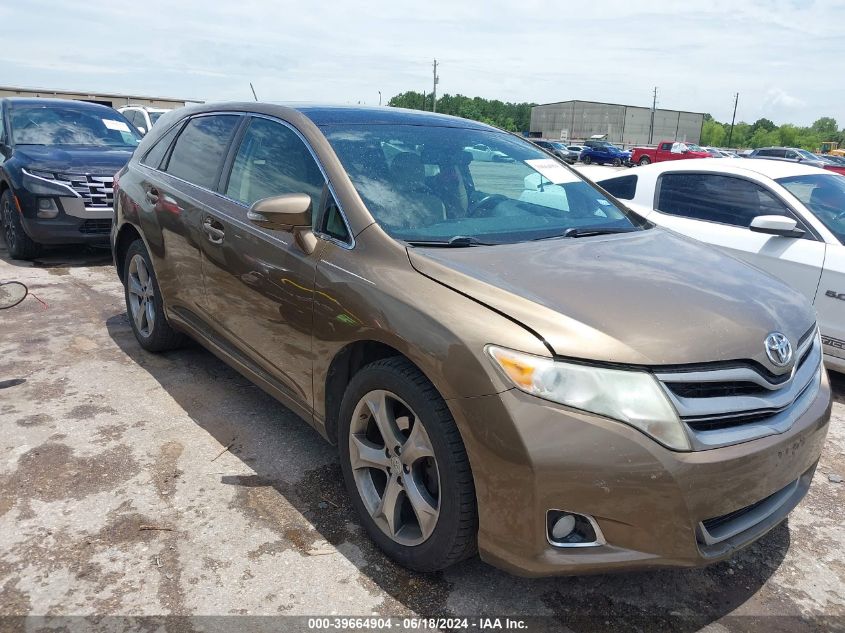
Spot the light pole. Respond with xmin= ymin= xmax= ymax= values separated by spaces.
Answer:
xmin=378 ymin=91 xmax=382 ymax=106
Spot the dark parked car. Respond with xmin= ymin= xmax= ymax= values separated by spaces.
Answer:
xmin=748 ymin=147 xmax=845 ymax=175
xmin=531 ymin=140 xmax=578 ymax=164
xmin=0 ymin=98 xmax=140 ymax=259
xmin=580 ymin=141 xmax=631 ymax=166
xmin=112 ymin=103 xmax=828 ymax=576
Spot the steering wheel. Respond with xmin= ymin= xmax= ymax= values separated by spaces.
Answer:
xmin=467 ymin=194 xmax=509 ymax=218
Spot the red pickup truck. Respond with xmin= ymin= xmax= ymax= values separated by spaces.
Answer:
xmin=630 ymin=141 xmax=712 ymax=166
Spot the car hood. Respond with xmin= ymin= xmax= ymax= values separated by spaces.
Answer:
xmin=407 ymin=228 xmax=815 ymax=373
xmin=13 ymin=145 xmax=135 ymax=174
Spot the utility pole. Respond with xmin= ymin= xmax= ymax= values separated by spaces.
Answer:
xmin=432 ymin=59 xmax=439 ymax=112
xmin=378 ymin=90 xmax=382 ymax=106
xmin=727 ymin=92 xmax=739 ymax=147
xmin=648 ymin=86 xmax=658 ymax=144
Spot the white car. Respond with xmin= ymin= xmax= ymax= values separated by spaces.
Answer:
xmin=117 ymin=105 xmax=171 ymax=135
xmin=462 ymin=143 xmax=513 ymax=162
xmin=594 ymin=159 xmax=845 ymax=372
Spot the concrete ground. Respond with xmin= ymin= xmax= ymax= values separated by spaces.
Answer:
xmin=0 ymin=241 xmax=843 ymax=632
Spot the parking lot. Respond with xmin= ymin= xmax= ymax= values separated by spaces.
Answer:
xmin=0 ymin=238 xmax=843 ymax=631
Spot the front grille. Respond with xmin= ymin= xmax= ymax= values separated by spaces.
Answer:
xmin=79 ymin=219 xmax=112 ymax=235
xmin=50 ymin=172 xmax=115 ymax=208
xmin=654 ymin=326 xmax=822 ymax=450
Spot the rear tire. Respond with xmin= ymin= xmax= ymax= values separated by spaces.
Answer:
xmin=1 ymin=190 xmax=41 ymax=260
xmin=123 ymin=240 xmax=185 ymax=352
xmin=638 ymin=156 xmax=651 ymax=166
xmin=338 ymin=357 xmax=478 ymax=572
xmin=582 ymin=155 xmax=592 ymax=165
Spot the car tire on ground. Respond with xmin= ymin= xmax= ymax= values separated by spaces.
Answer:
xmin=582 ymin=155 xmax=592 ymax=165
xmin=612 ymin=158 xmax=622 ymax=167
xmin=338 ymin=357 xmax=478 ymax=572
xmin=123 ymin=240 xmax=185 ymax=352
xmin=1 ymin=189 xmax=41 ymax=260
xmin=638 ymin=156 xmax=651 ymax=166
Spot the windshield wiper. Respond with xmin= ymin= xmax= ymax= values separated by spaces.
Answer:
xmin=532 ymin=226 xmax=640 ymax=241
xmin=406 ymin=235 xmax=499 ymax=247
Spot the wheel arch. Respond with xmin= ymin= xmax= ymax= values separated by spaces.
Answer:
xmin=113 ymin=222 xmax=145 ymax=283
xmin=323 ymin=339 xmax=425 ymax=445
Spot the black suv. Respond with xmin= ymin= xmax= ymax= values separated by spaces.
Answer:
xmin=0 ymin=98 xmax=140 ymax=259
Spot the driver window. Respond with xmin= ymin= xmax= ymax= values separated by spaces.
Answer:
xmin=226 ymin=117 xmax=325 ymax=210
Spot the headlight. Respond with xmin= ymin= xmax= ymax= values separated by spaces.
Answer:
xmin=486 ymin=345 xmax=690 ymax=450
xmin=21 ymin=169 xmax=77 ymax=197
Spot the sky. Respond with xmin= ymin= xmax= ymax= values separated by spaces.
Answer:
xmin=0 ymin=0 xmax=842 ymax=127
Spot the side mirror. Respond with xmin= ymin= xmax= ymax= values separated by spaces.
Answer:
xmin=248 ymin=193 xmax=317 ymax=253
xmin=750 ymin=215 xmax=804 ymax=238
xmin=0 ymin=282 xmax=28 ymax=309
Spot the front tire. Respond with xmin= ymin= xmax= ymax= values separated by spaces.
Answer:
xmin=123 ymin=240 xmax=185 ymax=352
xmin=1 ymin=190 xmax=41 ymax=260
xmin=338 ymin=357 xmax=478 ymax=572
xmin=612 ymin=158 xmax=622 ymax=167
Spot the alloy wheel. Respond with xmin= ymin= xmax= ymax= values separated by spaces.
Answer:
xmin=127 ymin=254 xmax=156 ymax=338
xmin=348 ymin=389 xmax=441 ymax=546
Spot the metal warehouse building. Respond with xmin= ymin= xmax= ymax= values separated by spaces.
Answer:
xmin=0 ymin=85 xmax=198 ymax=110
xmin=530 ymin=100 xmax=705 ymax=147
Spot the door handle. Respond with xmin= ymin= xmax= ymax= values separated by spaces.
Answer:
xmin=145 ymin=188 xmax=159 ymax=204
xmin=203 ymin=217 xmax=225 ymax=244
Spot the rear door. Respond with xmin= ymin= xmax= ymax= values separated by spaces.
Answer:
xmin=199 ymin=115 xmax=327 ymax=408
xmin=126 ymin=116 xmax=233 ymax=315
xmin=148 ymin=114 xmax=242 ymax=315
xmin=648 ymin=171 xmax=825 ymax=300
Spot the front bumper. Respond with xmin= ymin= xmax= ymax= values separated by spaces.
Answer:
xmin=16 ymin=189 xmax=112 ymax=245
xmin=449 ymin=370 xmax=831 ymax=576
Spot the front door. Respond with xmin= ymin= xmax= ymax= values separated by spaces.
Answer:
xmin=200 ymin=115 xmax=327 ymax=408
xmin=647 ymin=171 xmax=825 ymax=301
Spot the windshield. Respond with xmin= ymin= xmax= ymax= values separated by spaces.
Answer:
xmin=10 ymin=105 xmax=140 ymax=147
xmin=777 ymin=174 xmax=845 ymax=244
xmin=686 ymin=143 xmax=704 ymax=151
xmin=796 ymin=149 xmax=817 ymax=160
xmin=323 ymin=124 xmax=646 ymax=244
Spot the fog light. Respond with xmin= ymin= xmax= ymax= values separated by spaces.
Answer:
xmin=551 ymin=514 xmax=576 ymax=540
xmin=36 ymin=198 xmax=59 ymax=219
xmin=546 ymin=510 xmax=605 ymax=547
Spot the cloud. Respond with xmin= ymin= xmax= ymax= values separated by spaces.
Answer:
xmin=0 ymin=0 xmax=842 ymax=126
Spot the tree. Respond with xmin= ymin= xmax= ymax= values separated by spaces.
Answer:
xmin=701 ymin=119 xmax=726 ymax=146
xmin=387 ymin=91 xmax=535 ymax=132
xmin=811 ymin=117 xmax=838 ymax=138
xmin=751 ymin=118 xmax=776 ymax=133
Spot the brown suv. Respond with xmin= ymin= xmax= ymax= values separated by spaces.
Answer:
xmin=112 ymin=103 xmax=831 ymax=576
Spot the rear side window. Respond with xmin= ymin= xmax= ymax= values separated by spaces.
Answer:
xmin=140 ymin=123 xmax=181 ymax=169
xmin=165 ymin=115 xmax=240 ymax=189
xmin=225 ymin=117 xmax=325 ymax=209
xmin=656 ymin=173 xmax=791 ymax=227
xmin=600 ymin=175 xmax=638 ymax=200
